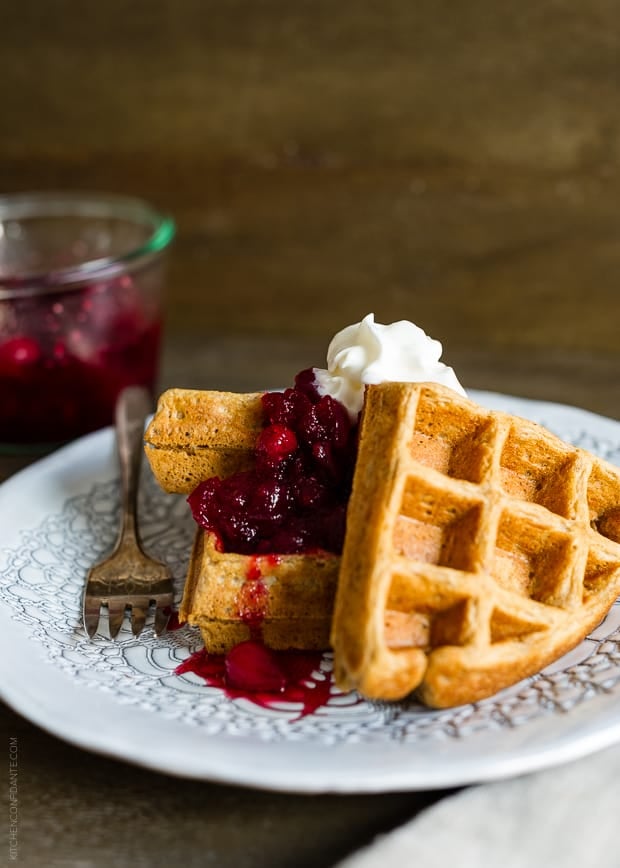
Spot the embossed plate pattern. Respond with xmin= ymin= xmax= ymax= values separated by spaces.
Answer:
xmin=1 ymin=391 xmax=620 ymax=792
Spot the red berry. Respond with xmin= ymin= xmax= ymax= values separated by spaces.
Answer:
xmin=266 ymin=527 xmax=309 ymax=554
xmin=282 ymin=388 xmax=313 ymax=425
xmin=52 ymin=340 xmax=69 ymax=362
xmin=249 ymin=481 xmax=289 ymax=522
xmin=294 ymin=475 xmax=328 ymax=509
xmin=187 ymin=478 xmax=221 ymax=529
xmin=315 ymin=394 xmax=351 ymax=450
xmin=256 ymin=424 xmax=298 ymax=461
xmin=0 ymin=336 xmax=41 ymax=372
xmin=311 ymin=441 xmax=337 ymax=475
xmin=261 ymin=391 xmax=286 ymax=425
xmin=225 ymin=640 xmax=286 ymax=692
xmin=294 ymin=367 xmax=321 ymax=401
xmin=220 ymin=472 xmax=254 ymax=512
xmin=299 ymin=406 xmax=325 ymax=445
xmin=188 ymin=375 xmax=358 ymax=556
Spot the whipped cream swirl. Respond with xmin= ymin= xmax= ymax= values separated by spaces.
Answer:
xmin=313 ymin=313 xmax=465 ymax=418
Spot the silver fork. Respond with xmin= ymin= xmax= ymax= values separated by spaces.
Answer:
xmin=83 ymin=386 xmax=174 ymax=639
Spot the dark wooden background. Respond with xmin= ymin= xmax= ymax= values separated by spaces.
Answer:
xmin=3 ymin=1 xmax=620 ymax=364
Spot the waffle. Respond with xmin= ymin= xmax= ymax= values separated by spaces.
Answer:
xmin=331 ymin=381 xmax=620 ymax=707
xmin=144 ymin=388 xmax=264 ymax=494
xmin=145 ymin=387 xmax=340 ymax=653
xmin=180 ymin=529 xmax=339 ymax=653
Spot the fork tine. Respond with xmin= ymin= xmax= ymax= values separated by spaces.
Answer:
xmin=83 ymin=599 xmax=101 ymax=638
xmin=154 ymin=605 xmax=171 ymax=637
xmin=108 ymin=599 xmax=127 ymax=638
xmin=83 ymin=388 xmax=175 ymax=643
xmin=130 ymin=605 xmax=147 ymax=637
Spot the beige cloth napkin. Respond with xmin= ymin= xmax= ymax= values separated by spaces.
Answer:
xmin=335 ymin=742 xmax=620 ymax=868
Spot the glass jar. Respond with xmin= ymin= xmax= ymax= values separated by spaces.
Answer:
xmin=0 ymin=192 xmax=175 ymax=451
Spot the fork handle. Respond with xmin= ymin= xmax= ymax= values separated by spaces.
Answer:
xmin=115 ymin=386 xmax=152 ymax=549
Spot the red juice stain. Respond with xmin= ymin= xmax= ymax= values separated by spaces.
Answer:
xmin=246 ymin=553 xmax=280 ymax=582
xmin=237 ymin=555 xmax=281 ymax=635
xmin=237 ymin=580 xmax=268 ymax=634
xmin=173 ymin=555 xmax=338 ymax=718
xmin=175 ymin=642 xmax=333 ymax=719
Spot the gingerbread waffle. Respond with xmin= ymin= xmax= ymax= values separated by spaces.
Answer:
xmin=180 ymin=529 xmax=339 ymax=653
xmin=145 ymin=387 xmax=340 ymax=653
xmin=144 ymin=388 xmax=264 ymax=494
xmin=331 ymin=381 xmax=620 ymax=708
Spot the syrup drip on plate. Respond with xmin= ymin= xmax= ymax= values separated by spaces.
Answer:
xmin=175 ymin=643 xmax=332 ymax=719
xmin=174 ymin=554 xmax=334 ymax=718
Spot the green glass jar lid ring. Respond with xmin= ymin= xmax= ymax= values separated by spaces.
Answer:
xmin=0 ymin=191 xmax=175 ymax=298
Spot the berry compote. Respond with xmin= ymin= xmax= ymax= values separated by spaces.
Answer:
xmin=188 ymin=369 xmax=358 ymax=556
xmin=175 ymin=642 xmax=334 ymax=719
xmin=183 ymin=370 xmax=360 ymax=710
xmin=0 ymin=275 xmax=161 ymax=447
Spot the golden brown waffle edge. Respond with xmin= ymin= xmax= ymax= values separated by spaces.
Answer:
xmin=330 ymin=381 xmax=620 ymax=708
xmin=144 ymin=388 xmax=264 ymax=493
xmin=181 ymin=529 xmax=339 ymax=653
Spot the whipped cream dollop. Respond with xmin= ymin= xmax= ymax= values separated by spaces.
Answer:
xmin=313 ymin=313 xmax=465 ymax=418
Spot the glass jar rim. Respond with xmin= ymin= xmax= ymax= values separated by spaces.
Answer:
xmin=0 ymin=191 xmax=175 ymax=298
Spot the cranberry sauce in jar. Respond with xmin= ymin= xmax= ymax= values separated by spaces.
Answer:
xmin=0 ymin=192 xmax=174 ymax=451
xmin=0 ymin=276 xmax=162 ymax=446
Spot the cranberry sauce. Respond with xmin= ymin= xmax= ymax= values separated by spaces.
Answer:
xmin=188 ymin=369 xmax=358 ymax=555
xmin=175 ymin=642 xmax=333 ymax=718
xmin=179 ymin=377 xmax=356 ymax=713
xmin=0 ymin=276 xmax=161 ymax=445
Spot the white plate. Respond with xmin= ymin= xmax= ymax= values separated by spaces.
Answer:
xmin=1 ymin=391 xmax=620 ymax=793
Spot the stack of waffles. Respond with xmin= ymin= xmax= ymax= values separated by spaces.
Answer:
xmin=144 ymin=382 xmax=620 ymax=707
xmin=144 ymin=388 xmax=339 ymax=653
